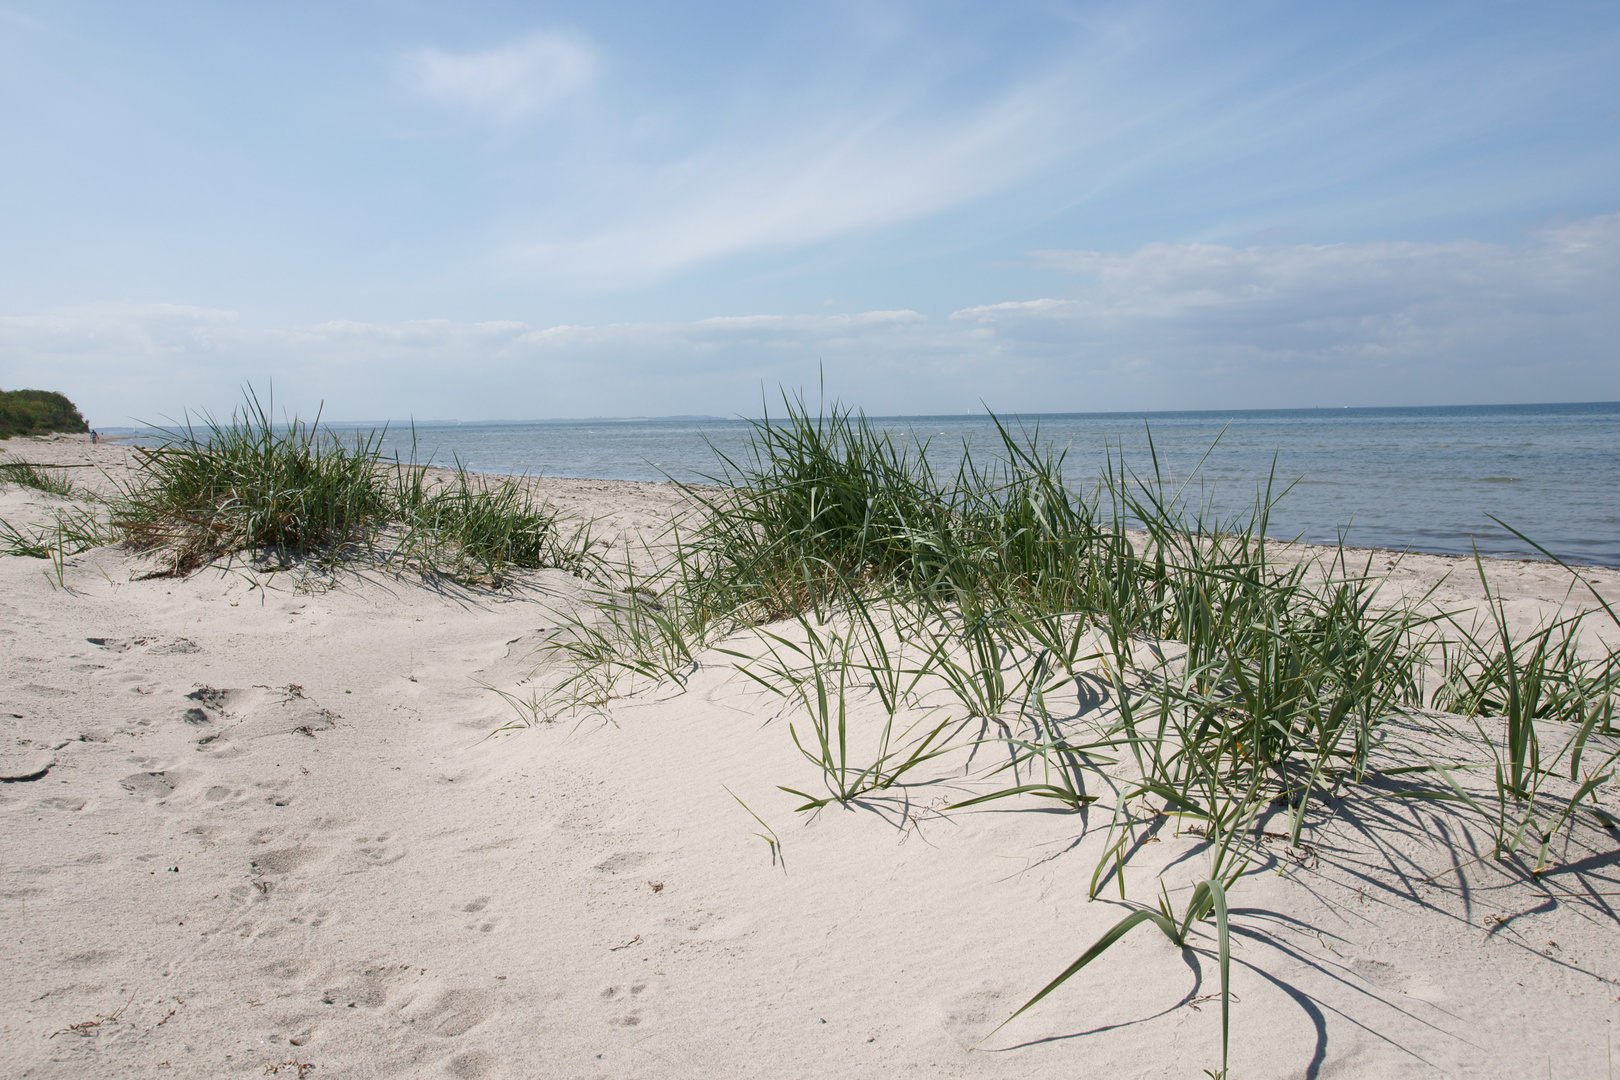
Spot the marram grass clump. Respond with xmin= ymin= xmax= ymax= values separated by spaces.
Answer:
xmin=388 ymin=454 xmax=600 ymax=585
xmin=49 ymin=388 xmax=599 ymax=584
xmin=115 ymin=392 xmax=390 ymax=573
xmin=524 ymin=390 xmax=1620 ymax=1079
xmin=0 ymin=459 xmax=77 ymax=497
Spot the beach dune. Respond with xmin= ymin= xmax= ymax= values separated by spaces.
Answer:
xmin=2 ymin=434 xmax=1617 ymax=1079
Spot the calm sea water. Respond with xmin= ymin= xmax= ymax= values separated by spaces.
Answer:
xmin=113 ymin=402 xmax=1620 ymax=567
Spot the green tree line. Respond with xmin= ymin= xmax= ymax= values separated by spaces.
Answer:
xmin=0 ymin=389 xmax=89 ymax=439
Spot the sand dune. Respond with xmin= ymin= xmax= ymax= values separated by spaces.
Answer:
xmin=3 ymin=433 xmax=1617 ymax=1079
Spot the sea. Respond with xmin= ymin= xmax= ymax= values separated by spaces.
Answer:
xmin=107 ymin=402 xmax=1620 ymax=568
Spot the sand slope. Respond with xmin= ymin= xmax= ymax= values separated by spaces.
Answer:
xmin=3 ymin=435 xmax=1618 ymax=1079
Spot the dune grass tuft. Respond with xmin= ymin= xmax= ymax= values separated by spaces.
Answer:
xmin=0 ymin=459 xmax=78 ymax=496
xmin=388 ymin=454 xmax=601 ymax=586
xmin=113 ymin=390 xmax=389 ymax=573
xmin=526 ymin=388 xmax=1620 ymax=1078
xmin=0 ymin=388 xmax=598 ymax=585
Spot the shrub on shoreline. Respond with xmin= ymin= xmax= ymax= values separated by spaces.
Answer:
xmin=0 ymin=389 xmax=89 ymax=439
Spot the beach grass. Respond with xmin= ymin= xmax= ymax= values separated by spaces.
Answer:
xmin=0 ymin=389 xmax=600 ymax=587
xmin=387 ymin=453 xmax=602 ymax=586
xmin=90 ymin=390 xmax=599 ymax=583
xmin=0 ymin=459 xmax=78 ymax=497
xmin=113 ymin=389 xmax=390 ymax=573
xmin=525 ymin=389 xmax=1620 ymax=1077
xmin=5 ymin=386 xmax=1615 ymax=1073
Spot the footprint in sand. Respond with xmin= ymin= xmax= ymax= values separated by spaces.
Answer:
xmin=350 ymin=833 xmax=406 ymax=870
xmin=323 ymin=969 xmax=498 ymax=1038
xmin=0 ymin=748 xmax=56 ymax=782
xmin=119 ymin=771 xmax=175 ymax=798
xmin=593 ymin=851 xmax=652 ymax=875
xmin=180 ymin=686 xmax=339 ymax=749
xmin=410 ymin=988 xmax=500 ymax=1038
xmin=251 ymin=846 xmax=328 ymax=876
xmin=321 ymin=963 xmax=415 ymax=1010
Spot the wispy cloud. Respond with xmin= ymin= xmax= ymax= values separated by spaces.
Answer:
xmin=5 ymin=216 xmax=1616 ymax=424
xmin=947 ymin=215 xmax=1620 ymax=400
xmin=470 ymin=6 xmax=1620 ymax=289
xmin=960 ymin=214 xmax=1620 ymax=330
xmin=505 ymin=74 xmax=1079 ymax=283
xmin=406 ymin=32 xmax=596 ymax=123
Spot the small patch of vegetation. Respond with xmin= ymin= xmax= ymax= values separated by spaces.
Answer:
xmin=114 ymin=391 xmax=391 ymax=574
xmin=389 ymin=454 xmax=600 ymax=585
xmin=0 ymin=389 xmax=89 ymax=439
xmin=0 ymin=387 xmax=597 ymax=585
xmin=0 ymin=507 xmax=120 ymax=586
xmin=0 ymin=460 xmax=76 ymax=496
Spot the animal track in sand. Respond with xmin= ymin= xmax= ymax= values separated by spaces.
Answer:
xmin=1351 ymin=957 xmax=1411 ymax=991
xmin=287 ymin=902 xmax=333 ymax=929
xmin=600 ymin=983 xmax=650 ymax=1029
xmin=940 ymin=986 xmax=1007 ymax=1033
xmin=458 ymin=896 xmax=499 ymax=933
xmin=444 ymin=1050 xmax=497 ymax=1079
xmin=259 ymin=958 xmax=307 ymax=981
xmin=599 ymin=984 xmax=648 ymax=1000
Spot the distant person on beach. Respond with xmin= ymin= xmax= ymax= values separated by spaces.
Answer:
xmin=90 ymin=430 xmax=98 ymax=444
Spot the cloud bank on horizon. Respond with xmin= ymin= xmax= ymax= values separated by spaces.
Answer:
xmin=0 ymin=1 xmax=1615 ymax=424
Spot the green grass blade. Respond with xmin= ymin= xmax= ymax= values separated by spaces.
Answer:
xmin=977 ymin=908 xmax=1175 ymax=1047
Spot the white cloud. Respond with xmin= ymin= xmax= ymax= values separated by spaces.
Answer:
xmin=505 ymin=75 xmax=1075 ymax=284
xmin=3 ymin=216 xmax=1616 ymax=425
xmin=407 ymin=33 xmax=596 ymax=122
xmin=0 ymin=305 xmax=968 ymax=424
xmin=474 ymin=6 xmax=1620 ymax=288
xmin=954 ymin=216 xmax=1620 ymax=369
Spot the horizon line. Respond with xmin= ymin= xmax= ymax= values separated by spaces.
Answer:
xmin=90 ymin=398 xmax=1620 ymax=431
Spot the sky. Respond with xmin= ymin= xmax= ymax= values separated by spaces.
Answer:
xmin=0 ymin=0 xmax=1616 ymax=425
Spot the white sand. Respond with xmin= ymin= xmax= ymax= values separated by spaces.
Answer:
xmin=3 ymin=433 xmax=1618 ymax=1079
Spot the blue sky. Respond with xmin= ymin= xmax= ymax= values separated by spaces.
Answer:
xmin=1 ymin=0 xmax=1616 ymax=424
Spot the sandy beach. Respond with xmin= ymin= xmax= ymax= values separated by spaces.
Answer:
xmin=3 ymin=433 xmax=1618 ymax=1080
